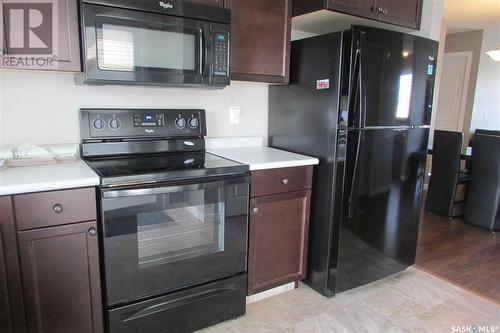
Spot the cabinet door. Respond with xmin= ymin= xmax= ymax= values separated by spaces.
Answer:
xmin=248 ymin=190 xmax=311 ymax=295
xmin=18 ymin=221 xmax=103 ymax=333
xmin=378 ymin=0 xmax=423 ymax=29
xmin=225 ymin=0 xmax=292 ymax=83
xmin=0 ymin=0 xmax=80 ymax=71
xmin=327 ymin=0 xmax=379 ymax=20
xmin=0 ymin=197 xmax=26 ymax=333
xmin=183 ymin=0 xmax=224 ymax=7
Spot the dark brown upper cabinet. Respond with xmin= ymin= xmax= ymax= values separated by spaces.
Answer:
xmin=0 ymin=0 xmax=80 ymax=72
xmin=183 ymin=0 xmax=224 ymax=7
xmin=328 ymin=0 xmax=379 ymax=20
xmin=376 ymin=0 xmax=422 ymax=29
xmin=293 ymin=0 xmax=423 ymax=30
xmin=225 ymin=0 xmax=292 ymax=84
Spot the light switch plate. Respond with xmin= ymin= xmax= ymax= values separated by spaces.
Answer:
xmin=229 ymin=105 xmax=241 ymax=124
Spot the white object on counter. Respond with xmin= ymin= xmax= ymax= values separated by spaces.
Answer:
xmin=0 ymin=159 xmax=100 ymax=196
xmin=208 ymin=146 xmax=319 ymax=171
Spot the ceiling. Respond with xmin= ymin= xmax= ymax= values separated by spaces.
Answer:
xmin=443 ymin=0 xmax=500 ymax=33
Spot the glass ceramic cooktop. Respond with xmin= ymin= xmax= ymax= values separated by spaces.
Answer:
xmin=85 ymin=152 xmax=248 ymax=186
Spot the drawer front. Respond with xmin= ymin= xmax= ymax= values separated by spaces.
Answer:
xmin=251 ymin=166 xmax=313 ymax=197
xmin=109 ymin=274 xmax=246 ymax=333
xmin=14 ymin=188 xmax=96 ymax=230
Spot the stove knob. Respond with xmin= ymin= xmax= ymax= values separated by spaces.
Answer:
xmin=188 ymin=117 xmax=199 ymax=129
xmin=109 ymin=118 xmax=121 ymax=130
xmin=93 ymin=118 xmax=105 ymax=130
xmin=175 ymin=117 xmax=186 ymax=129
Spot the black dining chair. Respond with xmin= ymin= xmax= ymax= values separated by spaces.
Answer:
xmin=426 ymin=130 xmax=471 ymax=218
xmin=475 ymin=128 xmax=500 ymax=137
xmin=464 ymin=133 xmax=500 ymax=231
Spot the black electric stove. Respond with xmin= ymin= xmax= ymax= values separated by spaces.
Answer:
xmin=85 ymin=152 xmax=247 ymax=186
xmin=80 ymin=108 xmax=249 ymax=333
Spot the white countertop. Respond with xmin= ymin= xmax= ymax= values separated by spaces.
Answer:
xmin=208 ymin=146 xmax=319 ymax=171
xmin=0 ymin=159 xmax=100 ymax=196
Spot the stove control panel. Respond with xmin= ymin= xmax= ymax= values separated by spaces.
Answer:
xmin=81 ymin=109 xmax=207 ymax=140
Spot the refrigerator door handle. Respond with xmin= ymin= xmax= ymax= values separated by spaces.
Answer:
xmin=358 ymin=31 xmax=367 ymax=128
xmin=347 ymin=131 xmax=362 ymax=218
xmin=348 ymin=48 xmax=360 ymax=128
xmin=349 ymin=31 xmax=366 ymax=128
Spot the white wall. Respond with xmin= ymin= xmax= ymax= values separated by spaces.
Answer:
xmin=0 ymin=71 xmax=269 ymax=145
xmin=411 ymin=0 xmax=444 ymax=41
xmin=469 ymin=30 xmax=500 ymax=132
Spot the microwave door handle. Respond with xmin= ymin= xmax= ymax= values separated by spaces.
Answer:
xmin=201 ymin=28 xmax=209 ymax=75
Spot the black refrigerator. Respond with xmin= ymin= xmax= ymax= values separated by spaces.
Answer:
xmin=269 ymin=26 xmax=438 ymax=297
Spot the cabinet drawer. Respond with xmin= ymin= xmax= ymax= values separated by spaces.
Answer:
xmin=251 ymin=166 xmax=313 ymax=197
xmin=14 ymin=188 xmax=96 ymax=230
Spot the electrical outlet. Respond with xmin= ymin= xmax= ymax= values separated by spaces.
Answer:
xmin=229 ymin=105 xmax=241 ymax=124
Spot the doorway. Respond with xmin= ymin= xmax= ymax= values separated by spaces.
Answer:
xmin=434 ymin=51 xmax=473 ymax=132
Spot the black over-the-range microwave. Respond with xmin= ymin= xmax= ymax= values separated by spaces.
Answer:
xmin=76 ymin=0 xmax=231 ymax=88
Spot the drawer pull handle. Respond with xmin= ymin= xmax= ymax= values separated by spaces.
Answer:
xmin=251 ymin=207 xmax=259 ymax=214
xmin=281 ymin=178 xmax=289 ymax=185
xmin=88 ymin=228 xmax=97 ymax=236
xmin=53 ymin=204 xmax=63 ymax=214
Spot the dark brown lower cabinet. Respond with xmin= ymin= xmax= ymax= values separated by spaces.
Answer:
xmin=248 ymin=190 xmax=311 ymax=295
xmin=17 ymin=221 xmax=103 ymax=333
xmin=0 ymin=197 xmax=26 ymax=333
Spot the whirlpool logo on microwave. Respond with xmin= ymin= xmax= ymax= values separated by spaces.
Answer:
xmin=1 ymin=0 xmax=59 ymax=69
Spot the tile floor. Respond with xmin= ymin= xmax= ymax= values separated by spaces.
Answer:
xmin=200 ymin=268 xmax=500 ymax=333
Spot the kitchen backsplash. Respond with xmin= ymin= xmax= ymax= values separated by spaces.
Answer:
xmin=0 ymin=70 xmax=269 ymax=146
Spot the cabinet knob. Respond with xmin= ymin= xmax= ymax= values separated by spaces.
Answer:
xmin=53 ymin=204 xmax=63 ymax=214
xmin=251 ymin=207 xmax=259 ymax=214
xmin=382 ymin=8 xmax=388 ymax=14
xmin=88 ymin=228 xmax=97 ymax=236
xmin=280 ymin=178 xmax=289 ymax=185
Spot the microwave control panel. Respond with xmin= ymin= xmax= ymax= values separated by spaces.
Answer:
xmin=213 ymin=32 xmax=229 ymax=76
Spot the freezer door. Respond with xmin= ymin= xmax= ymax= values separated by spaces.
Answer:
xmin=349 ymin=26 xmax=438 ymax=128
xmin=329 ymin=128 xmax=429 ymax=293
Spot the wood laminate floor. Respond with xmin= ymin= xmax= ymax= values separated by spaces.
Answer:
xmin=415 ymin=208 xmax=500 ymax=304
xmin=200 ymin=268 xmax=500 ymax=332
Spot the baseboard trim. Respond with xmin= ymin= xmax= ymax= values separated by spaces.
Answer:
xmin=246 ymin=282 xmax=296 ymax=304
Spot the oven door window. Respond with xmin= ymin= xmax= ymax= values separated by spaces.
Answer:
xmin=102 ymin=177 xmax=249 ymax=306
xmin=136 ymin=189 xmax=224 ymax=268
xmin=95 ymin=16 xmax=201 ymax=74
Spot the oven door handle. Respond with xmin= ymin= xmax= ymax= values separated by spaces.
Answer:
xmin=102 ymin=176 xmax=249 ymax=198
